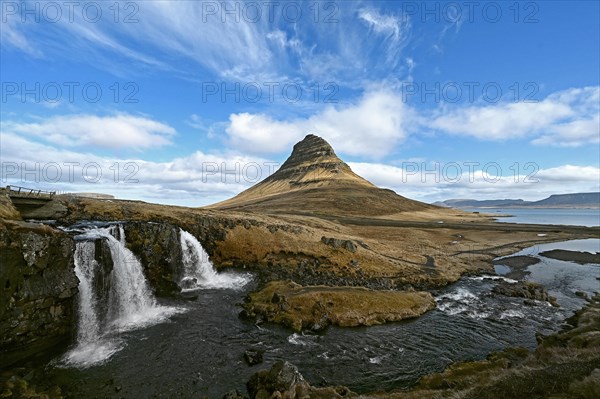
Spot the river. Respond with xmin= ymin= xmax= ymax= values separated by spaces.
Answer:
xmin=41 ymin=223 xmax=599 ymax=397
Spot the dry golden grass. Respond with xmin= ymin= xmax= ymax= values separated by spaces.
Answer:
xmin=244 ymin=280 xmax=436 ymax=331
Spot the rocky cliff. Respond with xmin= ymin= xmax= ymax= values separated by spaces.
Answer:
xmin=0 ymin=221 xmax=78 ymax=368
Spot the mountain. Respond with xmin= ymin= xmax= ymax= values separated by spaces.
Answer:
xmin=435 ymin=192 xmax=600 ymax=209
xmin=531 ymin=193 xmax=600 ymax=207
xmin=209 ymin=134 xmax=435 ymax=216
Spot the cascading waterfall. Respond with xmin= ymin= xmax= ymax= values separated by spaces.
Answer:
xmin=62 ymin=225 xmax=181 ymax=368
xmin=179 ymin=229 xmax=250 ymax=290
xmin=104 ymin=225 xmax=159 ymax=329
xmin=72 ymin=241 xmax=102 ymax=346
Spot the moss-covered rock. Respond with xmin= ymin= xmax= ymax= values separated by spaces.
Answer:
xmin=242 ymin=281 xmax=435 ymax=331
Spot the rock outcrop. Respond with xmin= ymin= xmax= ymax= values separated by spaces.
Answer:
xmin=0 ymin=221 xmax=78 ymax=368
xmin=247 ymin=361 xmax=354 ymax=399
xmin=492 ymin=281 xmax=559 ymax=306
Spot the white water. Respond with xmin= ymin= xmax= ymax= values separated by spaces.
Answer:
xmin=62 ymin=225 xmax=181 ymax=368
xmin=179 ymin=229 xmax=250 ymax=290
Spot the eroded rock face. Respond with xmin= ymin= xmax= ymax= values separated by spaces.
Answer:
xmin=123 ymin=222 xmax=183 ymax=296
xmin=267 ymin=134 xmax=356 ymax=183
xmin=18 ymin=199 xmax=68 ymax=220
xmin=0 ymin=221 xmax=78 ymax=368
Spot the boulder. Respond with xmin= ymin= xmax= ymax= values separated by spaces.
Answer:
xmin=493 ymin=281 xmax=559 ymax=307
xmin=247 ymin=361 xmax=354 ymax=399
xmin=244 ymin=348 xmax=265 ymax=366
xmin=320 ymin=237 xmax=357 ymax=253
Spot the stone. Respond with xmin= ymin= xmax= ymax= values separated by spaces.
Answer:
xmin=493 ymin=281 xmax=559 ymax=307
xmin=247 ymin=361 xmax=305 ymax=398
xmin=247 ymin=361 xmax=354 ymax=399
xmin=244 ymin=348 xmax=265 ymax=366
xmin=321 ymin=237 xmax=357 ymax=253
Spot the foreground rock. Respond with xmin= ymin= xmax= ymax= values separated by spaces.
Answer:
xmin=242 ymin=281 xmax=435 ymax=331
xmin=492 ymin=281 xmax=559 ymax=307
xmin=0 ymin=220 xmax=78 ymax=368
xmin=540 ymin=249 xmax=600 ymax=265
xmin=246 ymin=361 xmax=354 ymax=399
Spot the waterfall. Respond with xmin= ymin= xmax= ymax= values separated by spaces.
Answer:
xmin=62 ymin=225 xmax=181 ymax=368
xmin=104 ymin=225 xmax=158 ymax=329
xmin=72 ymin=241 xmax=102 ymax=346
xmin=179 ymin=229 xmax=250 ymax=290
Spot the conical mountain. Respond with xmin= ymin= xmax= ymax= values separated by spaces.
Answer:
xmin=210 ymin=134 xmax=434 ymax=216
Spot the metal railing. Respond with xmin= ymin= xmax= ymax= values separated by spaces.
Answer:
xmin=6 ymin=185 xmax=56 ymax=198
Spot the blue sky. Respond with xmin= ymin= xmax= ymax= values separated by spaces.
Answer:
xmin=1 ymin=0 xmax=599 ymax=205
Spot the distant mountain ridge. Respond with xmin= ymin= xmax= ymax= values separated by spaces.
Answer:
xmin=434 ymin=192 xmax=600 ymax=209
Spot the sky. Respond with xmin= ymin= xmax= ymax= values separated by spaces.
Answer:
xmin=1 ymin=0 xmax=599 ymax=206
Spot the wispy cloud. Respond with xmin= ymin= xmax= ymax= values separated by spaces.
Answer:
xmin=0 ymin=16 xmax=43 ymax=57
xmin=358 ymin=7 xmax=411 ymax=68
xmin=2 ymin=1 xmax=415 ymax=87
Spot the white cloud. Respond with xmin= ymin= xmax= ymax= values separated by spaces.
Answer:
xmin=225 ymin=85 xmax=600 ymax=158
xmin=531 ymin=114 xmax=600 ymax=147
xmin=428 ymin=86 xmax=600 ymax=146
xmin=0 ymin=132 xmax=277 ymax=206
xmin=226 ymin=89 xmax=414 ymax=158
xmin=349 ymin=162 xmax=600 ymax=202
xmin=2 ymin=113 xmax=176 ymax=150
